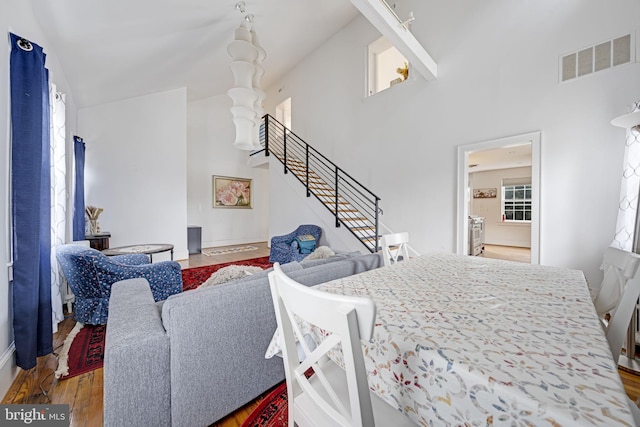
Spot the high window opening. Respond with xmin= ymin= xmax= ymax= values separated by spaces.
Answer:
xmin=367 ymin=36 xmax=409 ymax=96
xmin=275 ymin=97 xmax=291 ymax=130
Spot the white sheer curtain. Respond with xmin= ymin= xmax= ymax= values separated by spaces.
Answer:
xmin=612 ymin=101 xmax=640 ymax=251
xmin=50 ymin=82 xmax=66 ymax=333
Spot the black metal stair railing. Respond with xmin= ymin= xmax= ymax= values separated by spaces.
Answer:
xmin=254 ymin=114 xmax=381 ymax=253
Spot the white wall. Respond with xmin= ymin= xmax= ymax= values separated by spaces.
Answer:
xmin=470 ymin=167 xmax=532 ymax=247
xmin=187 ymin=95 xmax=269 ymax=248
xmin=264 ymin=0 xmax=640 ymax=285
xmin=78 ymin=88 xmax=188 ymax=261
xmin=0 ymin=0 xmax=78 ymax=398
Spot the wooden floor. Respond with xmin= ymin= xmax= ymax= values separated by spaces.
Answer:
xmin=177 ymin=242 xmax=270 ymax=269
xmin=482 ymin=243 xmax=531 ymax=263
xmin=3 ymin=241 xmax=640 ymax=426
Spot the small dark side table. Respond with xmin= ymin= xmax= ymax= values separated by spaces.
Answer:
xmin=85 ymin=232 xmax=111 ymax=251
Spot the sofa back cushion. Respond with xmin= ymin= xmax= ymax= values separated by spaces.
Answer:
xmin=160 ymin=254 xmax=382 ymax=332
xmin=161 ymin=261 xmax=303 ymax=329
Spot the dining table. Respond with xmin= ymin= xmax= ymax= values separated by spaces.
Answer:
xmin=266 ymin=252 xmax=636 ymax=426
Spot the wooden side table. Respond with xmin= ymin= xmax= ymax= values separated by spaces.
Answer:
xmin=85 ymin=232 xmax=111 ymax=251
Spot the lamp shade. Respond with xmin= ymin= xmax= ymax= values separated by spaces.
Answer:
xmin=227 ymin=87 xmax=259 ymax=109
xmin=251 ymin=28 xmax=266 ymax=62
xmin=229 ymin=61 xmax=256 ymax=88
xmin=232 ymin=116 xmax=257 ymax=150
xmin=227 ymin=40 xmax=258 ymax=63
xmin=611 ymin=110 xmax=640 ymax=129
xmin=228 ymin=18 xmax=267 ymax=151
xmin=230 ymin=105 xmax=257 ymax=121
xmin=234 ymin=21 xmax=252 ymax=42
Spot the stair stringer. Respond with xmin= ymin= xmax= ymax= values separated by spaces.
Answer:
xmin=267 ymin=154 xmax=369 ymax=254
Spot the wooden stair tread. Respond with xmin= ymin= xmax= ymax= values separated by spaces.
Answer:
xmin=351 ymin=226 xmax=375 ymax=232
xmin=270 ymin=141 xmax=379 ymax=254
xmin=338 ymin=217 xmax=369 ymax=222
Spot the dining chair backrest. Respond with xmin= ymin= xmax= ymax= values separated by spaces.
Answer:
xmin=587 ymin=247 xmax=640 ymax=423
xmin=593 ymin=246 xmax=640 ymax=318
xmin=380 ymin=232 xmax=410 ymax=267
xmin=606 ymin=272 xmax=640 ymax=366
xmin=268 ymin=262 xmax=377 ymax=427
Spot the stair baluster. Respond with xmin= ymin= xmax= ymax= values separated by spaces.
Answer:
xmin=254 ymin=114 xmax=381 ymax=253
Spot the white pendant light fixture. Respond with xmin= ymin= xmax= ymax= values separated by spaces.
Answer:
xmin=251 ymin=27 xmax=266 ymax=149
xmin=227 ymin=2 xmax=266 ymax=151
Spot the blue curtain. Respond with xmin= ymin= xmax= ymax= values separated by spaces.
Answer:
xmin=73 ymin=136 xmax=86 ymax=241
xmin=9 ymin=33 xmax=53 ymax=369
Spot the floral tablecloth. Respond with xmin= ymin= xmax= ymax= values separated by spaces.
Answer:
xmin=266 ymin=253 xmax=635 ymax=426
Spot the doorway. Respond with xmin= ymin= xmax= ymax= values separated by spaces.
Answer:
xmin=275 ymin=97 xmax=291 ymax=130
xmin=457 ymin=132 xmax=541 ymax=264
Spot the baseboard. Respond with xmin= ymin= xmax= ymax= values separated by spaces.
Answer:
xmin=0 ymin=342 xmax=18 ymax=400
xmin=485 ymin=241 xmax=531 ymax=249
xmin=202 ymin=238 xmax=267 ymax=249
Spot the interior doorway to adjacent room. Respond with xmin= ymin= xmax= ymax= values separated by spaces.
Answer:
xmin=275 ymin=97 xmax=291 ymax=130
xmin=457 ymin=132 xmax=541 ymax=264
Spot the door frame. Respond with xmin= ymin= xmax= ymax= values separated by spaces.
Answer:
xmin=456 ymin=131 xmax=541 ymax=264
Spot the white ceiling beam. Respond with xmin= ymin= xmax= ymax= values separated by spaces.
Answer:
xmin=351 ymin=0 xmax=437 ymax=81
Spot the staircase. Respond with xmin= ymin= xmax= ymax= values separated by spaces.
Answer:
xmin=255 ymin=115 xmax=381 ymax=253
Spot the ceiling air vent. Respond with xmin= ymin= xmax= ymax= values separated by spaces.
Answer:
xmin=560 ymin=33 xmax=633 ymax=82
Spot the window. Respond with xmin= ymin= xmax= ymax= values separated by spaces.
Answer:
xmin=502 ymin=184 xmax=532 ymax=221
xmin=367 ymin=36 xmax=409 ymax=96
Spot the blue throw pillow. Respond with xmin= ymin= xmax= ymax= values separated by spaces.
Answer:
xmin=295 ymin=235 xmax=316 ymax=254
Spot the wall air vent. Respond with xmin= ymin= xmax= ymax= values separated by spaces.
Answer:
xmin=560 ymin=33 xmax=633 ymax=82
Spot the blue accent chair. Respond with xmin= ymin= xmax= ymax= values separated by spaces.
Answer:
xmin=56 ymin=244 xmax=183 ymax=325
xmin=269 ymin=225 xmax=322 ymax=264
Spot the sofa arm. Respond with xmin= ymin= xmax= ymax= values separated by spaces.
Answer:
xmin=98 ymin=261 xmax=183 ymax=301
xmin=270 ymin=234 xmax=293 ymax=246
xmin=162 ymin=281 xmax=285 ymax=426
xmin=104 ymin=279 xmax=171 ymax=427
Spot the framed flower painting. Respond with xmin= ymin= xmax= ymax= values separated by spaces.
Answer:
xmin=212 ymin=175 xmax=252 ymax=208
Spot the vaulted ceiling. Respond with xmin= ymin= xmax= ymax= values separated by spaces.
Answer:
xmin=30 ymin=0 xmax=359 ymax=108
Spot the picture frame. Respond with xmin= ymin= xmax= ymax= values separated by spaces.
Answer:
xmin=473 ymin=188 xmax=497 ymax=199
xmin=212 ymin=175 xmax=252 ymax=208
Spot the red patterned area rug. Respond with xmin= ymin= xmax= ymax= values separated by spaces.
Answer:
xmin=57 ymin=324 xmax=106 ymax=380
xmin=240 ymin=381 xmax=288 ymax=427
xmin=181 ymin=256 xmax=272 ymax=291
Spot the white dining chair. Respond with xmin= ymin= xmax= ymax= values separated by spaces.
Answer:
xmin=592 ymin=248 xmax=640 ymax=424
xmin=602 ymin=269 xmax=640 ymax=424
xmin=380 ymin=232 xmax=410 ymax=267
xmin=593 ymin=246 xmax=640 ymax=320
xmin=606 ymin=272 xmax=640 ymax=364
xmin=268 ymin=263 xmax=414 ymax=427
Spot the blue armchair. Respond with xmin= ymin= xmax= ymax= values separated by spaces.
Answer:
xmin=56 ymin=244 xmax=183 ymax=325
xmin=269 ymin=225 xmax=322 ymax=264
